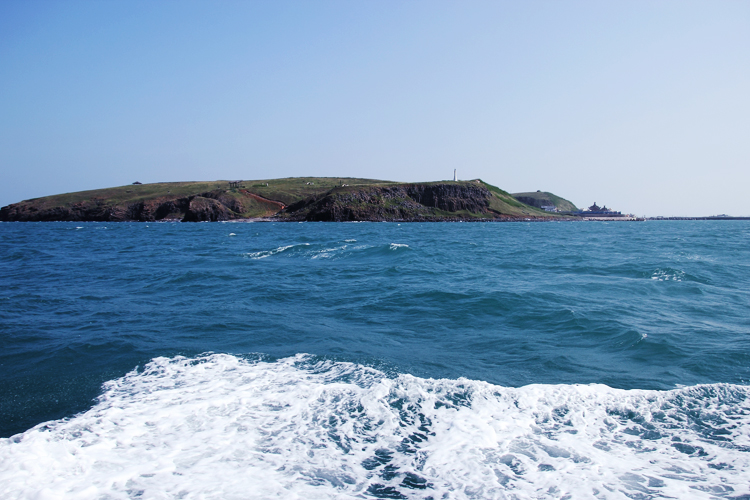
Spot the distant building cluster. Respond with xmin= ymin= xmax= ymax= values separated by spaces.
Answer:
xmin=586 ymin=202 xmax=611 ymax=212
xmin=574 ymin=202 xmax=624 ymax=217
xmin=581 ymin=202 xmax=620 ymax=214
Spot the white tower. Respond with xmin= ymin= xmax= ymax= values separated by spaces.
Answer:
xmin=453 ymin=169 xmax=457 ymax=181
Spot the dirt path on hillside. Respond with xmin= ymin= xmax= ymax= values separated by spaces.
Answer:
xmin=241 ymin=190 xmax=285 ymax=210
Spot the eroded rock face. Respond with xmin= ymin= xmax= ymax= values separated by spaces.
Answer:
xmin=0 ymin=193 xmax=242 ymax=222
xmin=404 ymin=184 xmax=490 ymax=212
xmin=124 ymin=198 xmax=191 ymax=221
xmin=0 ymin=199 xmax=114 ymax=221
xmin=211 ymin=192 xmax=245 ymax=214
xmin=0 ymin=182 xmax=499 ymax=222
xmin=182 ymin=196 xmax=234 ymax=222
xmin=283 ymin=184 xmax=492 ymax=222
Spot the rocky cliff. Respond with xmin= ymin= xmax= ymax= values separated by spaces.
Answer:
xmin=280 ymin=183 xmax=498 ymax=221
xmin=0 ymin=189 xmax=280 ymax=222
xmin=1 ymin=178 xmax=556 ymax=222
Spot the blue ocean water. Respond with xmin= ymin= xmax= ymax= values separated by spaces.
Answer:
xmin=1 ymin=221 xmax=749 ymax=498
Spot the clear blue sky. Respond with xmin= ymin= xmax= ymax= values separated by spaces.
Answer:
xmin=1 ymin=1 xmax=748 ymax=216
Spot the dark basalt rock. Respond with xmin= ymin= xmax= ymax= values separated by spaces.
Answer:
xmin=0 ymin=181 xmax=536 ymax=223
xmin=0 ymin=194 xmax=236 ymax=222
xmin=0 ymin=198 xmax=114 ymax=221
xmin=195 ymin=190 xmax=245 ymax=214
xmin=182 ymin=196 xmax=234 ymax=222
xmin=281 ymin=183 xmax=492 ymax=222
xmin=514 ymin=196 xmax=545 ymax=208
xmin=118 ymin=193 xmax=243 ymax=222
xmin=124 ymin=198 xmax=191 ymax=222
xmin=404 ymin=183 xmax=490 ymax=212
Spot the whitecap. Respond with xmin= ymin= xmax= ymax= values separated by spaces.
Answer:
xmin=2 ymin=354 xmax=748 ymax=500
xmin=243 ymin=243 xmax=309 ymax=260
xmin=311 ymin=245 xmax=348 ymax=259
xmin=389 ymin=243 xmax=409 ymax=250
xmin=651 ymin=268 xmax=685 ymax=282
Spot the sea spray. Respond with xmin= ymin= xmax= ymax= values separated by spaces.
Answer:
xmin=2 ymin=354 xmax=748 ymax=499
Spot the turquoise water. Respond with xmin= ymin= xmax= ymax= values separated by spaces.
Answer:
xmin=1 ymin=221 xmax=749 ymax=498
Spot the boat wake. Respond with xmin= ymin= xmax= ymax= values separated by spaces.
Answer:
xmin=2 ymin=354 xmax=749 ymax=499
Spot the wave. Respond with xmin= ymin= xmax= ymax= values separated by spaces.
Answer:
xmin=243 ymin=243 xmax=310 ymax=259
xmin=2 ymin=354 xmax=749 ymax=499
xmin=650 ymin=267 xmax=687 ymax=282
xmin=242 ymin=242 xmax=412 ymax=261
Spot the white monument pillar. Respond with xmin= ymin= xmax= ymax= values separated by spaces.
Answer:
xmin=453 ymin=169 xmax=457 ymax=181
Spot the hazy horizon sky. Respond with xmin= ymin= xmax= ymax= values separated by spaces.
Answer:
xmin=1 ymin=1 xmax=748 ymax=216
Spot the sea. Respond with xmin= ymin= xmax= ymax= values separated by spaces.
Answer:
xmin=1 ymin=220 xmax=749 ymax=499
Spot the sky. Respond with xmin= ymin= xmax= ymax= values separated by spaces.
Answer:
xmin=1 ymin=1 xmax=748 ymax=216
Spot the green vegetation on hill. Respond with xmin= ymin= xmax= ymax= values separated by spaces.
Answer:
xmin=1 ymin=177 xmax=569 ymax=222
xmin=277 ymin=179 xmax=555 ymax=221
xmin=480 ymin=181 xmax=550 ymax=216
xmin=511 ymin=191 xmax=578 ymax=212
xmin=239 ymin=177 xmax=395 ymax=206
xmin=22 ymin=181 xmax=227 ymax=207
xmin=19 ymin=178 xmax=387 ymax=212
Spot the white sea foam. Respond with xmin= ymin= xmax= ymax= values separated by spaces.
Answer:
xmin=243 ymin=243 xmax=309 ymax=260
xmin=390 ymin=243 xmax=409 ymax=250
xmin=1 ymin=354 xmax=749 ymax=500
xmin=651 ymin=268 xmax=685 ymax=281
xmin=312 ymin=245 xmax=349 ymax=259
xmin=244 ymin=243 xmax=380 ymax=261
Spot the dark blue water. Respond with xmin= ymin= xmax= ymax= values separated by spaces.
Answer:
xmin=3 ymin=221 xmax=750 ymax=498
xmin=2 ymin=220 xmax=749 ymax=440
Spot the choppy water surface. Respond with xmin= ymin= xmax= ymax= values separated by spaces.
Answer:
xmin=1 ymin=221 xmax=749 ymax=499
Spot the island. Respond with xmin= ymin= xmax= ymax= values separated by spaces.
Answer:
xmin=0 ymin=177 xmax=580 ymax=222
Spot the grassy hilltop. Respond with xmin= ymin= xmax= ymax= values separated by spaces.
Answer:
xmin=511 ymin=191 xmax=578 ymax=212
xmin=0 ymin=177 xmax=569 ymax=222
